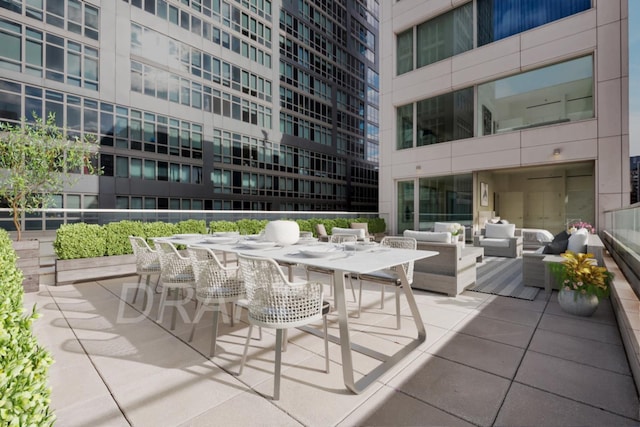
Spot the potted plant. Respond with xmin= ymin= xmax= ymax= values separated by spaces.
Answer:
xmin=550 ymin=251 xmax=613 ymax=316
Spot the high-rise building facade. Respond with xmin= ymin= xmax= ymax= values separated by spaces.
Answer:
xmin=379 ymin=0 xmax=629 ymax=235
xmin=0 ymin=0 xmax=379 ymax=213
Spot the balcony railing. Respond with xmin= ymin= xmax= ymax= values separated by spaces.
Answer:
xmin=603 ymin=204 xmax=640 ymax=299
xmin=0 ymin=208 xmax=382 ymax=234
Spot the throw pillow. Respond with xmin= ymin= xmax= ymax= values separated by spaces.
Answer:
xmin=331 ymin=227 xmax=365 ymax=239
xmin=485 ymin=223 xmax=515 ymax=239
xmin=403 ymin=230 xmax=451 ymax=243
xmin=567 ymin=228 xmax=589 ymax=253
xmin=542 ymin=239 xmax=569 ymax=254
xmin=553 ymin=230 xmax=570 ymax=243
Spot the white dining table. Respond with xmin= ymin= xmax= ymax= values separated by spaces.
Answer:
xmin=166 ymin=236 xmax=437 ymax=394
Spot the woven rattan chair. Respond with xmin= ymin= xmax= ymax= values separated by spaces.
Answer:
xmin=305 ymin=233 xmax=358 ymax=302
xmin=187 ymin=246 xmax=246 ymax=356
xmin=237 ymin=254 xmax=330 ymax=400
xmin=155 ymin=240 xmax=196 ymax=330
xmin=357 ymin=236 xmax=417 ymax=329
xmin=128 ymin=236 xmax=161 ymax=310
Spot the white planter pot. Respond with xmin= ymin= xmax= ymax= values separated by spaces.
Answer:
xmin=264 ymin=220 xmax=300 ymax=246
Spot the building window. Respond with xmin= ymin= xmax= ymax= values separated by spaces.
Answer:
xmin=415 ymin=3 xmax=472 ymax=69
xmin=477 ymin=55 xmax=593 ymax=136
xmin=477 ymin=0 xmax=591 ymax=47
xmin=397 ymin=2 xmax=472 ymax=75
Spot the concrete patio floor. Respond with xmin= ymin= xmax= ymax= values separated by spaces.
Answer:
xmin=26 ymin=267 xmax=640 ymax=427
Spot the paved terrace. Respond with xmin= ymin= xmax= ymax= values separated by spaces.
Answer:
xmin=27 ymin=265 xmax=640 ymax=427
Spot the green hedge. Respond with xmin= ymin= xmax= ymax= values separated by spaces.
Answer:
xmin=54 ymin=217 xmax=386 ymax=259
xmin=0 ymin=229 xmax=54 ymax=426
xmin=54 ymin=223 xmax=106 ymax=260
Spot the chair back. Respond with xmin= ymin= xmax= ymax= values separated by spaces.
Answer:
xmin=237 ymin=254 xmax=323 ymax=328
xmin=187 ymin=246 xmax=244 ymax=301
xmin=379 ymin=236 xmax=417 ymax=283
xmin=350 ymin=222 xmax=370 ymax=237
xmin=155 ymin=240 xmax=194 ymax=284
xmin=128 ymin=236 xmax=160 ymax=272
xmin=329 ymin=234 xmax=357 ymax=244
xmin=315 ymin=223 xmax=328 ymax=238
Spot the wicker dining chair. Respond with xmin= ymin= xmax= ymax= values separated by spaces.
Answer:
xmin=357 ymin=236 xmax=417 ymax=329
xmin=305 ymin=233 xmax=358 ymax=302
xmin=187 ymin=246 xmax=246 ymax=357
xmin=155 ymin=240 xmax=196 ymax=330
xmin=128 ymin=236 xmax=161 ymax=311
xmin=237 ymin=254 xmax=330 ymax=400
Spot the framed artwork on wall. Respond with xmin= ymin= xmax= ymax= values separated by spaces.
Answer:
xmin=480 ymin=182 xmax=489 ymax=207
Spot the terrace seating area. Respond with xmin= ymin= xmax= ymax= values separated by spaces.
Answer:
xmin=27 ymin=257 xmax=639 ymax=426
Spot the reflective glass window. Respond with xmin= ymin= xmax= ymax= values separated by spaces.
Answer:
xmin=477 ymin=0 xmax=591 ymax=46
xmin=477 ymin=55 xmax=593 ymax=136
xmin=416 ymin=3 xmax=472 ymax=68
xmin=396 ymin=104 xmax=413 ymax=150
xmin=417 ymin=87 xmax=473 ymax=146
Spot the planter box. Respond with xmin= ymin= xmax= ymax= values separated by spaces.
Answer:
xmin=12 ymin=239 xmax=40 ymax=293
xmin=56 ymin=254 xmax=137 ymax=285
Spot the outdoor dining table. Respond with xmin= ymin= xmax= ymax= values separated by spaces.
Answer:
xmin=166 ymin=235 xmax=437 ymax=394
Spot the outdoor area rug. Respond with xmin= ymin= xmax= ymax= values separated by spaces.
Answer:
xmin=468 ymin=256 xmax=540 ymax=300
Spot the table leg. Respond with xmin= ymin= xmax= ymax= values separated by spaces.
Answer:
xmin=333 ymin=267 xmax=426 ymax=394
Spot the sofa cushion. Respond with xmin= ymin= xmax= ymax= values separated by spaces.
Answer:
xmin=480 ymin=238 xmax=511 ymax=248
xmin=567 ymin=228 xmax=589 ymax=253
xmin=542 ymin=238 xmax=569 ymax=254
xmin=553 ymin=230 xmax=570 ymax=242
xmin=331 ymin=227 xmax=365 ymax=239
xmin=403 ymin=230 xmax=451 ymax=243
xmin=485 ymin=223 xmax=515 ymax=239
xmin=433 ymin=222 xmax=455 ymax=232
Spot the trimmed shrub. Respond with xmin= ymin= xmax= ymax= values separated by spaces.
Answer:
xmin=142 ymin=222 xmax=177 ymax=240
xmin=104 ymin=220 xmax=145 ymax=256
xmin=235 ymin=219 xmax=268 ymax=235
xmin=295 ymin=219 xmax=313 ymax=234
xmin=208 ymin=220 xmax=238 ymax=233
xmin=0 ymin=229 xmax=55 ymax=426
xmin=53 ymin=223 xmax=106 ymax=260
xmin=175 ymin=219 xmax=207 ymax=234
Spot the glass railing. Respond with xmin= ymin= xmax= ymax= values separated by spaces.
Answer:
xmin=0 ymin=208 xmax=381 ymax=233
xmin=603 ymin=204 xmax=640 ymax=298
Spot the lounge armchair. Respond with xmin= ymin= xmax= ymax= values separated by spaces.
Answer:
xmin=523 ymin=229 xmax=604 ymax=289
xmin=473 ymin=223 xmax=522 ymax=258
xmin=403 ymin=230 xmax=481 ymax=296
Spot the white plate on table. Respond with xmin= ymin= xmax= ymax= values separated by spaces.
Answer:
xmin=298 ymin=245 xmax=340 ymax=258
xmin=212 ymin=231 xmax=240 ymax=238
xmin=296 ymin=237 xmax=318 ymax=244
xmin=173 ymin=234 xmax=202 ymax=239
xmin=344 ymin=241 xmax=379 ymax=251
xmin=203 ymin=236 xmax=237 ymax=244
xmin=238 ymin=241 xmax=277 ymax=249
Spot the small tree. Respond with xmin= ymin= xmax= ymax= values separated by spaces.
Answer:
xmin=0 ymin=113 xmax=100 ymax=240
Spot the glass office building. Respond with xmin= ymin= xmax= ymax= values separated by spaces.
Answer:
xmin=0 ymin=0 xmax=380 ymax=212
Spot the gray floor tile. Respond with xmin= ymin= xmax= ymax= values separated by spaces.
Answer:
xmin=388 ymin=353 xmax=511 ymax=426
xmin=529 ymin=328 xmax=631 ymax=375
xmin=496 ymin=382 xmax=639 ymax=427
xmin=426 ymin=330 xmax=525 ymax=378
xmin=453 ymin=313 xmax=536 ymax=348
xmin=538 ymin=312 xmax=623 ymax=345
xmin=180 ymin=391 xmax=302 ymax=427
xmin=53 ymin=394 xmax=130 ymax=427
xmin=339 ymin=384 xmax=475 ymax=427
xmin=515 ymin=351 xmax=639 ymax=419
